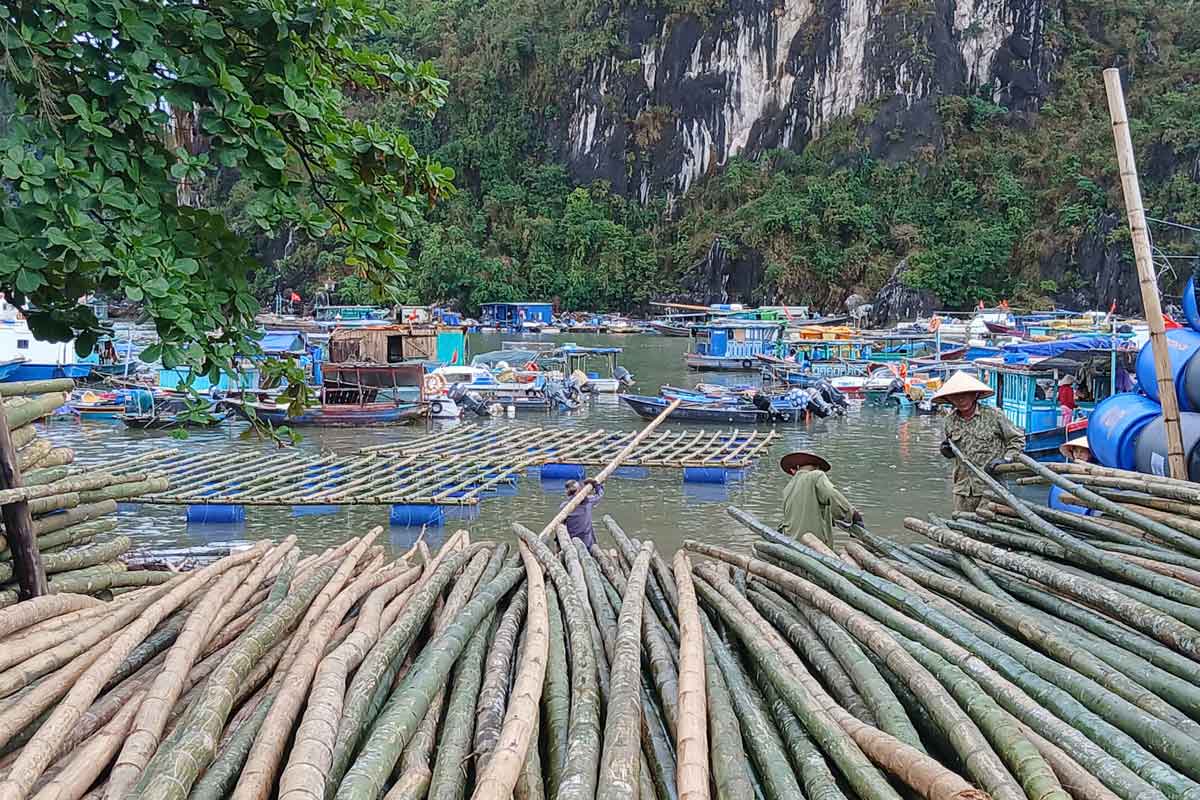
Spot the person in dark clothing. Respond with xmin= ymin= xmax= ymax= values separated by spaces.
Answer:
xmin=562 ymin=478 xmax=604 ymax=549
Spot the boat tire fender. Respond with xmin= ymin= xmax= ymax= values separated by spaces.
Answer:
xmin=430 ymin=400 xmax=444 ymax=416
xmin=742 ymin=359 xmax=754 ymax=370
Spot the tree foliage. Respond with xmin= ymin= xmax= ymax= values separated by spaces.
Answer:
xmin=0 ymin=0 xmax=453 ymax=370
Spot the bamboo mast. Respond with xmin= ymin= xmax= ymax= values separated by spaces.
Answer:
xmin=535 ymin=398 xmax=682 ymax=539
xmin=1103 ymin=67 xmax=1188 ymax=480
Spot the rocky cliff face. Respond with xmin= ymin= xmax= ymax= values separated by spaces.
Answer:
xmin=560 ymin=0 xmax=1054 ymax=202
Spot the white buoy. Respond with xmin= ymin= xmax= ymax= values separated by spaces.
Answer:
xmin=506 ymin=404 xmax=516 ymax=418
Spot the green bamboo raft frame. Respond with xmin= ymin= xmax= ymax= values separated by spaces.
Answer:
xmin=110 ymin=426 xmax=779 ymax=506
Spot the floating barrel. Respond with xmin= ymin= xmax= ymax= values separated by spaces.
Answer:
xmin=389 ymin=503 xmax=445 ymax=527
xmin=1185 ymin=275 xmax=1200 ymax=333
xmin=540 ymin=463 xmax=586 ymax=481
xmin=683 ymin=467 xmax=731 ymax=484
xmin=1087 ymin=393 xmax=1161 ymax=471
xmin=1136 ymin=328 xmax=1200 ymax=412
xmin=186 ymin=504 xmax=246 ymax=524
xmin=1134 ymin=411 xmax=1200 ymax=482
xmin=1046 ymin=485 xmax=1098 ymax=517
xmin=292 ymin=505 xmax=341 ymax=517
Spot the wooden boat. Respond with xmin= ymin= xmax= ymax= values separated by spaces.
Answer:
xmin=621 ymin=394 xmax=769 ymax=424
xmin=118 ymin=393 xmax=229 ymax=429
xmin=233 ymin=400 xmax=425 ymax=427
xmin=648 ymin=321 xmax=693 ymax=337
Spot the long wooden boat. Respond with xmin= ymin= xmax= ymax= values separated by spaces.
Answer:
xmin=230 ymin=399 xmax=426 ymax=427
xmin=648 ymin=321 xmax=692 ymax=337
xmin=621 ymin=394 xmax=769 ymax=424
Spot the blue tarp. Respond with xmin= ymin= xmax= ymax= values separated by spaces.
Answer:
xmin=1000 ymin=335 xmax=1116 ymax=357
xmin=259 ymin=330 xmax=307 ymax=354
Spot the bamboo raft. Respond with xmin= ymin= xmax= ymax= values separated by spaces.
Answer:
xmin=0 ymin=458 xmax=1198 ymax=799
xmin=106 ymin=426 xmax=778 ymax=506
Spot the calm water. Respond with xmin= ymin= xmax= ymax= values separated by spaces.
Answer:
xmin=41 ymin=334 xmax=955 ymax=555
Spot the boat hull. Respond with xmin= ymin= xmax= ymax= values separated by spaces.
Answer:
xmin=243 ymin=402 xmax=426 ymax=427
xmin=685 ymin=354 xmax=763 ymax=371
xmin=620 ymin=394 xmax=774 ymax=424
xmin=7 ymin=363 xmax=92 ymax=382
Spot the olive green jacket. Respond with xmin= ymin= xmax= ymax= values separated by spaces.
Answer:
xmin=779 ymin=469 xmax=854 ymax=546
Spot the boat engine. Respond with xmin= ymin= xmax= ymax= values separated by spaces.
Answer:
xmin=449 ymin=384 xmax=492 ymax=417
xmin=614 ymin=366 xmax=635 ymax=388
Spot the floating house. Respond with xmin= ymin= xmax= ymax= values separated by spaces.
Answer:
xmin=685 ymin=320 xmax=784 ymax=371
xmin=313 ymin=305 xmax=392 ymax=329
xmin=0 ymin=318 xmax=90 ymax=381
xmin=328 ymin=324 xmax=467 ymax=367
xmin=480 ymin=302 xmax=553 ymax=332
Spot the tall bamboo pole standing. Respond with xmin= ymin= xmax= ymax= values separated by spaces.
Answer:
xmin=0 ymin=403 xmax=45 ymax=598
xmin=1103 ymin=67 xmax=1188 ymax=480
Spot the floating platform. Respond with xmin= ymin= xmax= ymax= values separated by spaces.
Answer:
xmin=110 ymin=425 xmax=777 ymax=515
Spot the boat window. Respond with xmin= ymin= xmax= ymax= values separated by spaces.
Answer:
xmin=732 ymin=329 xmax=746 ymax=342
xmin=386 ymin=335 xmax=404 ymax=363
xmin=16 ymin=340 xmax=27 ymax=350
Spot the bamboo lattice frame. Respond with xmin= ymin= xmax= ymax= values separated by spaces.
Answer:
xmin=111 ymin=425 xmax=778 ymax=506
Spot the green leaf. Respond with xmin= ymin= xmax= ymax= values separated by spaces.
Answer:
xmin=66 ymin=95 xmax=88 ymax=117
xmin=124 ymin=285 xmax=144 ymax=302
xmin=15 ymin=269 xmax=43 ymax=293
xmin=175 ymin=258 xmax=199 ymax=275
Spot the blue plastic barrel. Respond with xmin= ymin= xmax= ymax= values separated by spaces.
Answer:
xmin=1134 ymin=411 xmax=1200 ymax=482
xmin=1184 ymin=275 xmax=1200 ymax=333
xmin=1087 ymin=393 xmax=1161 ymax=470
xmin=1047 ymin=485 xmax=1099 ymax=517
xmin=540 ymin=463 xmax=586 ymax=481
xmin=1136 ymin=328 xmax=1200 ymax=411
xmin=389 ymin=504 xmax=446 ymax=527
xmin=683 ymin=467 xmax=729 ymax=484
xmin=186 ymin=504 xmax=246 ymax=524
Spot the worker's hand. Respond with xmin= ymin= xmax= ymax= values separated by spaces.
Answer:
xmin=851 ymin=509 xmax=864 ymax=526
xmin=940 ymin=439 xmax=954 ymax=459
xmin=985 ymin=457 xmax=1009 ymax=474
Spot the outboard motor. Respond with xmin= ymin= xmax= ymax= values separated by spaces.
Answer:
xmin=450 ymin=384 xmax=491 ymax=417
xmin=544 ymin=379 xmax=581 ymax=411
xmin=751 ymin=392 xmax=772 ymax=413
xmin=805 ymin=388 xmax=833 ymax=418
xmin=614 ymin=366 xmax=634 ymax=388
xmin=813 ymin=378 xmax=848 ymax=410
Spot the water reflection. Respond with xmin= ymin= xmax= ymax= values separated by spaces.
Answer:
xmin=44 ymin=333 xmax=955 ymax=554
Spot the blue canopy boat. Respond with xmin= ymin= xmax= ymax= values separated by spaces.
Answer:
xmin=621 ymin=394 xmax=769 ymax=423
xmin=685 ymin=320 xmax=785 ymax=371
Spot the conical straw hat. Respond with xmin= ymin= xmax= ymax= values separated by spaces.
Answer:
xmin=1059 ymin=435 xmax=1090 ymax=459
xmin=931 ymin=371 xmax=994 ymax=403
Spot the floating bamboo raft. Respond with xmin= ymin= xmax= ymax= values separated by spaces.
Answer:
xmin=1 ymin=459 xmax=1200 ymax=799
xmin=112 ymin=425 xmax=778 ymax=506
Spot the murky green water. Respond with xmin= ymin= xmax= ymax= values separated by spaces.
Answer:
xmin=41 ymin=333 xmax=956 ymax=555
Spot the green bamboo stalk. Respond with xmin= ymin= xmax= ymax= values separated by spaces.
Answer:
xmin=745 ymin=582 xmax=877 ymax=726
xmin=513 ymin=525 xmax=600 ymax=800
xmin=540 ymin=583 xmax=570 ymax=798
xmin=698 ymin=612 xmax=755 ymax=800
xmin=473 ymin=585 xmax=527 ymax=772
xmin=324 ymin=546 xmax=481 ymax=796
xmin=699 ymin=611 xmax=804 ymax=800
xmin=905 ymin=516 xmax=1200 ymax=659
xmin=756 ymin=669 xmax=847 ymax=800
xmin=334 ymin=563 xmax=525 ymax=800
xmin=427 ymin=610 xmax=492 ymax=800
xmin=596 ymin=541 xmax=654 ymax=800
xmin=745 ymin=537 xmax=1186 ymax=800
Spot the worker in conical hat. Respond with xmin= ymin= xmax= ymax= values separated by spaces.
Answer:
xmin=778 ymin=451 xmax=862 ymax=547
xmin=935 ymin=371 xmax=1027 ymax=513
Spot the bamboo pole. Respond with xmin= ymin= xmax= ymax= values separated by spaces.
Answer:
xmin=1103 ymin=67 xmax=1187 ymax=480
xmin=536 ymin=398 xmax=681 ymax=539
xmin=0 ymin=401 xmax=44 ymax=599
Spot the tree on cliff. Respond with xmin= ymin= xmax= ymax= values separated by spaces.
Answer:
xmin=0 ymin=0 xmax=454 ymax=373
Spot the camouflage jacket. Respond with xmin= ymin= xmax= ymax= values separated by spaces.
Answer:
xmin=944 ymin=405 xmax=1026 ymax=497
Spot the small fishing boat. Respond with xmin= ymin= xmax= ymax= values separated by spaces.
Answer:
xmin=647 ymin=320 xmax=693 ymax=337
xmin=118 ymin=391 xmax=229 ymax=430
xmin=228 ymin=363 xmax=428 ymax=427
xmin=685 ymin=321 xmax=785 ymax=371
xmin=0 ymin=358 xmax=24 ymax=382
xmin=621 ymin=394 xmax=770 ymax=424
xmin=67 ymin=389 xmax=127 ymax=420
xmin=238 ymin=399 xmax=426 ymax=427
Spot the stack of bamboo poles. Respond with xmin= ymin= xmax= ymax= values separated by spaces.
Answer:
xmin=0 ymin=379 xmax=176 ymax=605
xmin=0 ymin=457 xmax=1199 ymax=799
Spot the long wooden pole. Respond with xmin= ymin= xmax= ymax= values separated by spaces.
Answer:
xmin=537 ymin=397 xmax=682 ymax=538
xmin=0 ymin=402 xmax=45 ymax=598
xmin=1103 ymin=67 xmax=1188 ymax=480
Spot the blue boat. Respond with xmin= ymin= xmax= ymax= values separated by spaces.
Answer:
xmin=0 ymin=359 xmax=24 ymax=381
xmin=621 ymin=394 xmax=770 ymax=424
xmin=480 ymin=302 xmax=554 ymax=333
xmin=685 ymin=321 xmax=785 ymax=371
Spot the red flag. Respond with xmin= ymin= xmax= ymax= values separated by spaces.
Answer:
xmin=450 ymin=349 xmax=459 ymax=365
xmin=1109 ymin=299 xmax=1117 ymax=314
xmin=1165 ymin=313 xmax=1182 ymax=330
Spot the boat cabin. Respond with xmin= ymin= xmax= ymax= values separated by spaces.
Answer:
xmin=320 ymin=363 xmax=425 ymax=405
xmin=313 ymin=305 xmax=392 ymax=329
xmin=480 ymin=302 xmax=553 ymax=329
xmin=328 ymin=325 xmax=467 ymax=367
xmin=690 ymin=321 xmax=783 ymax=365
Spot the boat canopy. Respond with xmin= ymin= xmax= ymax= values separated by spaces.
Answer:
xmin=1001 ymin=335 xmax=1123 ymax=358
xmin=471 ymin=349 xmax=540 ymax=368
xmin=258 ymin=329 xmax=308 ymax=355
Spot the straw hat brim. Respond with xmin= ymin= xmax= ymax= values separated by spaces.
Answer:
xmin=1059 ymin=435 xmax=1090 ymax=458
xmin=931 ymin=372 xmax=994 ymax=403
xmin=780 ymin=451 xmax=831 ymax=473
xmin=1058 ymin=375 xmax=1076 ymax=386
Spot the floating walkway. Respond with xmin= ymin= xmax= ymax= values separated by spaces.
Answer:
xmin=111 ymin=425 xmax=778 ymax=524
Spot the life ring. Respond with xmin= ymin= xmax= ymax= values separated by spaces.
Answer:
xmin=927 ymin=315 xmax=941 ymax=333
xmin=423 ymin=373 xmax=447 ymax=395
xmin=524 ymin=361 xmax=540 ymax=371
xmin=430 ymin=400 xmax=444 ymax=416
